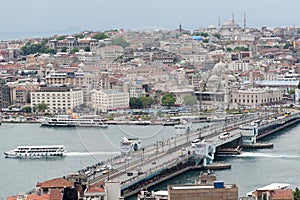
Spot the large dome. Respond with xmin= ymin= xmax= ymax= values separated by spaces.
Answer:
xmin=208 ymin=74 xmax=221 ymax=82
xmin=212 ymin=62 xmax=225 ymax=75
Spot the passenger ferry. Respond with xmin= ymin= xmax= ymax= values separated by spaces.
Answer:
xmin=41 ymin=115 xmax=108 ymax=128
xmin=120 ymin=137 xmax=141 ymax=153
xmin=4 ymin=145 xmax=65 ymax=158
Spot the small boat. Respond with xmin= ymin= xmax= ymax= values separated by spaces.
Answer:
xmin=120 ymin=137 xmax=141 ymax=153
xmin=4 ymin=145 xmax=66 ymax=158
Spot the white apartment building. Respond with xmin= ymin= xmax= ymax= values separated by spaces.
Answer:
xmin=91 ymin=89 xmax=129 ymax=112
xmin=228 ymin=61 xmax=250 ymax=72
xmin=31 ymin=86 xmax=83 ymax=114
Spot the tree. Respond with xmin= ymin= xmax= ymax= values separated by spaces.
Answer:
xmin=22 ymin=106 xmax=32 ymax=113
xmin=112 ymin=37 xmax=129 ymax=48
xmin=140 ymin=96 xmax=154 ymax=108
xmin=61 ymin=47 xmax=68 ymax=52
xmin=294 ymin=187 xmax=300 ymax=200
xmin=70 ymin=48 xmax=79 ymax=54
xmin=161 ymin=92 xmax=176 ymax=108
xmin=92 ymin=33 xmax=108 ymax=40
xmin=35 ymin=102 xmax=48 ymax=113
xmin=84 ymin=46 xmax=90 ymax=52
xmin=183 ymin=95 xmax=198 ymax=106
xmin=129 ymin=97 xmax=143 ymax=109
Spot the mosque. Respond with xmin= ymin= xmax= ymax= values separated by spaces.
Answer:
xmin=194 ymin=62 xmax=283 ymax=111
xmin=205 ymin=13 xmax=247 ymax=40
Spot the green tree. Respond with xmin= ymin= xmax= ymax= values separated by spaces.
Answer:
xmin=129 ymin=97 xmax=143 ymax=109
xmin=56 ymin=36 xmax=66 ymax=40
xmin=226 ymin=47 xmax=233 ymax=52
xmin=92 ymin=33 xmax=108 ymax=40
xmin=35 ymin=102 xmax=48 ymax=113
xmin=294 ymin=187 xmax=300 ymax=200
xmin=74 ymin=34 xmax=84 ymax=39
xmin=84 ymin=46 xmax=91 ymax=52
xmin=112 ymin=37 xmax=129 ymax=48
xmin=22 ymin=106 xmax=32 ymax=113
xmin=140 ymin=96 xmax=154 ymax=108
xmin=161 ymin=92 xmax=176 ymax=108
xmin=213 ymin=33 xmax=221 ymax=39
xmin=70 ymin=48 xmax=79 ymax=54
xmin=61 ymin=47 xmax=68 ymax=52
xmin=183 ymin=95 xmax=198 ymax=106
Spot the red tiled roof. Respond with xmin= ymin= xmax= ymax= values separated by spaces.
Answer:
xmin=7 ymin=194 xmax=50 ymax=200
xmin=49 ymin=189 xmax=63 ymax=200
xmin=36 ymin=178 xmax=72 ymax=188
xmin=86 ymin=181 xmax=105 ymax=193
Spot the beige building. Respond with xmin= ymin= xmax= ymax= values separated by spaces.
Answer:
xmin=168 ymin=182 xmax=238 ymax=200
xmin=91 ymin=89 xmax=129 ymax=112
xmin=96 ymin=46 xmax=124 ymax=60
xmin=231 ymin=87 xmax=282 ymax=108
xmin=31 ymin=86 xmax=83 ymax=114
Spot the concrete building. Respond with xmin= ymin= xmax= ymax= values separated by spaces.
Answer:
xmin=31 ymin=85 xmax=83 ymax=114
xmin=96 ymin=46 xmax=124 ymax=60
xmin=91 ymin=89 xmax=129 ymax=112
xmin=168 ymin=182 xmax=238 ymax=200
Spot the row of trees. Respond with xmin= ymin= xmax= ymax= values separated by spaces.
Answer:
xmin=22 ymin=102 xmax=48 ymax=113
xmin=21 ymin=41 xmax=56 ymax=55
xmin=129 ymin=93 xmax=198 ymax=109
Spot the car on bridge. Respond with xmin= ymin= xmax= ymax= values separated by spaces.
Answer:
xmin=219 ymin=132 xmax=230 ymax=139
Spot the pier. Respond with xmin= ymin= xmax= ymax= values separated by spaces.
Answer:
xmin=66 ymin=109 xmax=300 ymax=198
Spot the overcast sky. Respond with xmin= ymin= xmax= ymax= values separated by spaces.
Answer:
xmin=1 ymin=0 xmax=300 ymax=35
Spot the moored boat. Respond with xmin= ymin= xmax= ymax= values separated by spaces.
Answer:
xmin=41 ymin=115 xmax=108 ymax=128
xmin=4 ymin=145 xmax=66 ymax=158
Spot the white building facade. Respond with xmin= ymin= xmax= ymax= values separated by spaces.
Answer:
xmin=91 ymin=89 xmax=129 ymax=112
xmin=31 ymin=86 xmax=83 ymax=114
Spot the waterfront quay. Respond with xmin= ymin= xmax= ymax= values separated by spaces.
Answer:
xmin=63 ymin=109 xmax=300 ymax=198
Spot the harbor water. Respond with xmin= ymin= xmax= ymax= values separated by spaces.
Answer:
xmin=1 ymin=122 xmax=300 ymax=199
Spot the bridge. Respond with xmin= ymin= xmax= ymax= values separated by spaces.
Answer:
xmin=66 ymin=109 xmax=300 ymax=198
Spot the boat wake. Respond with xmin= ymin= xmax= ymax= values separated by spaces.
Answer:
xmin=65 ymin=151 xmax=121 ymax=156
xmin=236 ymin=152 xmax=300 ymax=158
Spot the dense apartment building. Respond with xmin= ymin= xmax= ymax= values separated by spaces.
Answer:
xmin=91 ymin=89 xmax=129 ymax=112
xmin=1 ymin=81 xmax=40 ymax=108
xmin=30 ymin=85 xmax=83 ymax=114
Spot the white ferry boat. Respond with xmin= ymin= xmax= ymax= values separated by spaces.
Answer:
xmin=41 ymin=115 xmax=108 ymax=128
xmin=120 ymin=137 xmax=141 ymax=153
xmin=4 ymin=145 xmax=65 ymax=158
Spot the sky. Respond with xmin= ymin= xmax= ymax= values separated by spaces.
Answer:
xmin=1 ymin=0 xmax=300 ymax=39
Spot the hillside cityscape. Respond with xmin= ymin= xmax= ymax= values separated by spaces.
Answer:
xmin=2 ymin=15 xmax=300 ymax=200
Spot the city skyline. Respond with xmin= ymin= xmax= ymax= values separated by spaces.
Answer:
xmin=1 ymin=0 xmax=300 ymax=39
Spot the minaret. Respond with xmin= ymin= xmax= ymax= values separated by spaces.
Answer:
xmin=179 ymin=23 xmax=182 ymax=33
xmin=244 ymin=13 xmax=247 ymax=33
xmin=218 ymin=16 xmax=221 ymax=29
xmin=232 ymin=12 xmax=235 ymax=23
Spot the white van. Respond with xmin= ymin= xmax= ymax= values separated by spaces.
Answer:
xmin=219 ymin=132 xmax=230 ymax=139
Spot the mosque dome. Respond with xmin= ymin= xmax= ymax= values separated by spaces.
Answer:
xmin=46 ymin=63 xmax=53 ymax=69
xmin=228 ymin=74 xmax=237 ymax=81
xmin=212 ymin=62 xmax=225 ymax=75
xmin=208 ymin=24 xmax=216 ymax=29
xmin=208 ymin=74 xmax=221 ymax=82
xmin=78 ymin=62 xmax=85 ymax=69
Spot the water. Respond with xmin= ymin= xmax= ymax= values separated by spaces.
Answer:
xmin=0 ymin=122 xmax=193 ymax=199
xmin=127 ymin=124 xmax=300 ymax=199
xmin=1 ymin=122 xmax=299 ymax=199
